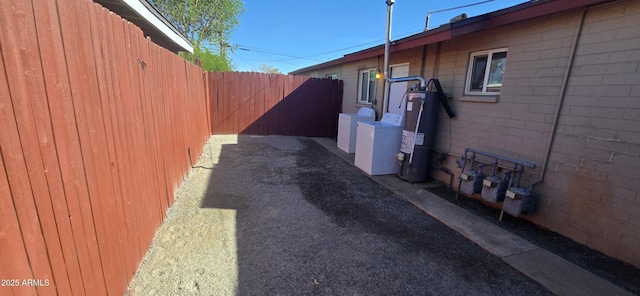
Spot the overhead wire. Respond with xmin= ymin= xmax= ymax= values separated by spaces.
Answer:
xmin=237 ymin=46 xmax=327 ymax=62
xmin=235 ymin=26 xmax=431 ymax=65
xmin=236 ymin=0 xmax=501 ymax=66
xmin=234 ymin=47 xmax=306 ymax=69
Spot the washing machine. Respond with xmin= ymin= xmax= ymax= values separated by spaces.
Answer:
xmin=337 ymin=107 xmax=376 ymax=153
xmin=354 ymin=113 xmax=404 ymax=175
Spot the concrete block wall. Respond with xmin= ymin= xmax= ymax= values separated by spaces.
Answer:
xmin=426 ymin=9 xmax=582 ymax=165
xmin=428 ymin=1 xmax=640 ymax=267
xmin=539 ymin=0 xmax=640 ymax=267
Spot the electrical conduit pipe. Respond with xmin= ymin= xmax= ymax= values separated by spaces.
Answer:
xmin=539 ymin=9 xmax=587 ymax=182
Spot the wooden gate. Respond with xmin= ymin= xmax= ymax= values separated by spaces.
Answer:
xmin=206 ymin=72 xmax=343 ymax=137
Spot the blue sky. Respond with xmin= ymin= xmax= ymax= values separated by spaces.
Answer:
xmin=231 ymin=0 xmax=528 ymax=74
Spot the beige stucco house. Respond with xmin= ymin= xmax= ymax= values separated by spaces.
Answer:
xmin=292 ymin=0 xmax=640 ymax=268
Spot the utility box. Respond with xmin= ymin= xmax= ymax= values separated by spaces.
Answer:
xmin=502 ymin=187 xmax=535 ymax=217
xmin=481 ymin=170 xmax=511 ymax=203
xmin=481 ymin=176 xmax=509 ymax=203
xmin=460 ymin=169 xmax=485 ymax=195
xmin=457 ymin=148 xmax=539 ymax=220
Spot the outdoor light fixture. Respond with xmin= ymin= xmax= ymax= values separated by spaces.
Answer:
xmin=376 ymin=70 xmax=382 ymax=79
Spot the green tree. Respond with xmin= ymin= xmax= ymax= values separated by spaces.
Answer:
xmin=180 ymin=45 xmax=233 ymax=72
xmin=254 ymin=64 xmax=281 ymax=74
xmin=151 ymin=0 xmax=244 ymax=69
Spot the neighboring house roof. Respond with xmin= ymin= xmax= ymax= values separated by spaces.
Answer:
xmin=94 ymin=0 xmax=194 ymax=54
xmin=290 ymin=0 xmax=615 ymax=75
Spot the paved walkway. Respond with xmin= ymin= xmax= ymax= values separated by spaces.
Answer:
xmin=314 ymin=137 xmax=633 ymax=296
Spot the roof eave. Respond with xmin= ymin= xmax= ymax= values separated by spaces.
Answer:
xmin=290 ymin=0 xmax=616 ymax=75
xmin=95 ymin=0 xmax=194 ymax=54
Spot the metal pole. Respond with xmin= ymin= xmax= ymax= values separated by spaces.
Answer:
xmin=383 ymin=0 xmax=394 ymax=115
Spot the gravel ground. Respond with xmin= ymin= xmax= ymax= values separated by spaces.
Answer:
xmin=125 ymin=135 xmax=552 ymax=295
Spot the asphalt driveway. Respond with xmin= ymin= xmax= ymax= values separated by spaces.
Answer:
xmin=126 ymin=135 xmax=552 ymax=295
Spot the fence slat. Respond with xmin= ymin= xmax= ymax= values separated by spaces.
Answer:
xmin=0 ymin=1 xmax=71 ymax=294
xmin=232 ymin=72 xmax=241 ymax=133
xmin=60 ymin=0 xmax=126 ymax=293
xmin=255 ymin=73 xmax=266 ymax=134
xmin=0 ymin=155 xmax=33 ymax=296
xmin=0 ymin=29 xmax=39 ymax=296
xmin=225 ymin=72 xmax=234 ymax=134
xmin=87 ymin=2 xmax=135 ymax=292
xmin=145 ymin=38 xmax=161 ymax=232
xmin=35 ymin=1 xmax=105 ymax=294
xmin=107 ymin=12 xmax=143 ymax=277
xmin=91 ymin=4 xmax=133 ymax=284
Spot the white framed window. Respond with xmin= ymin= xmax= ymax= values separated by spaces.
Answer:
xmin=325 ymin=73 xmax=338 ymax=79
xmin=358 ymin=68 xmax=377 ymax=104
xmin=465 ymin=48 xmax=508 ymax=95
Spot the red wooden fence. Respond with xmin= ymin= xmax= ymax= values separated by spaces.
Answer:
xmin=206 ymin=72 xmax=343 ymax=137
xmin=1 ymin=0 xmax=344 ymax=294
xmin=0 ymin=0 xmax=209 ymax=295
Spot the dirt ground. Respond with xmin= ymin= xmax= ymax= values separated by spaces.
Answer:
xmin=124 ymin=135 xmax=242 ymax=295
xmin=124 ymin=135 xmax=556 ymax=295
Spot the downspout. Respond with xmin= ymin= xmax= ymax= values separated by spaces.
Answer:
xmin=539 ymin=9 xmax=587 ymax=182
xmin=382 ymin=0 xmax=394 ymax=115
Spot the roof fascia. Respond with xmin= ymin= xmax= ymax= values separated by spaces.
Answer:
xmin=290 ymin=0 xmax=615 ymax=75
xmin=122 ymin=0 xmax=194 ymax=53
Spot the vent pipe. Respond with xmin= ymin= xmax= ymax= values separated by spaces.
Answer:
xmin=450 ymin=13 xmax=467 ymax=23
xmin=425 ymin=12 xmax=431 ymax=31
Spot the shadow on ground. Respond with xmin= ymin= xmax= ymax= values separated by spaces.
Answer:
xmin=200 ymin=135 xmax=552 ymax=295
